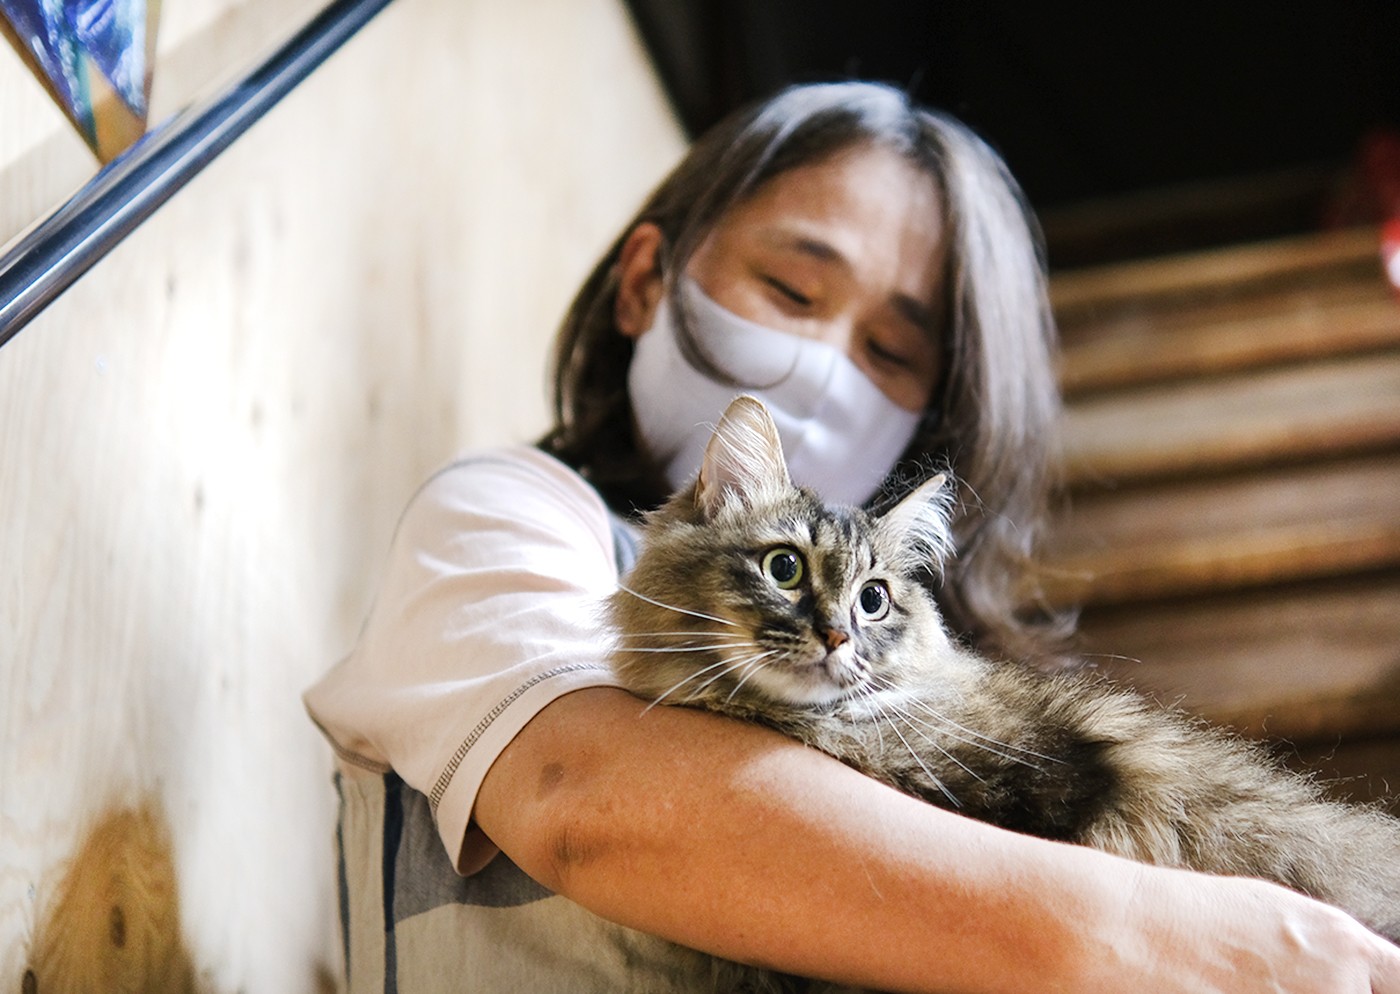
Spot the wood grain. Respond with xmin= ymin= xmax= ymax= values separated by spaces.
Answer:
xmin=1077 ymin=574 xmax=1400 ymax=741
xmin=1039 ymin=164 xmax=1339 ymax=270
xmin=1050 ymin=225 xmax=1383 ymax=317
xmin=1061 ymin=352 xmax=1400 ymax=483
xmin=0 ymin=0 xmax=327 ymax=250
xmin=1048 ymin=212 xmax=1400 ymax=821
xmin=1042 ymin=456 xmax=1400 ymax=606
xmin=0 ymin=0 xmax=685 ymax=990
xmin=28 ymin=803 xmax=196 ymax=994
xmin=1059 ymin=284 xmax=1400 ymax=395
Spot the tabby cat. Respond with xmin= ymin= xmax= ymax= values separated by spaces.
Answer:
xmin=606 ymin=395 xmax=1400 ymax=992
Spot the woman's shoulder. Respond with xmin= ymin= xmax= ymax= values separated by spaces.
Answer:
xmin=421 ymin=444 xmax=592 ymax=496
xmin=399 ymin=444 xmax=617 ymax=565
xmin=411 ymin=444 xmax=599 ymax=510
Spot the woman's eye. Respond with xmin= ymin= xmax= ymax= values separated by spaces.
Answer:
xmin=762 ymin=547 xmax=805 ymax=589
xmin=857 ymin=581 xmax=890 ymax=620
xmin=868 ymin=339 xmax=914 ymax=369
xmin=763 ymin=277 xmax=812 ymax=307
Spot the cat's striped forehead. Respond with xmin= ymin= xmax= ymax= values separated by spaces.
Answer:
xmin=729 ymin=494 xmax=883 ymax=574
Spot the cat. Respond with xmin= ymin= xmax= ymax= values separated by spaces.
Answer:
xmin=605 ymin=394 xmax=1400 ymax=993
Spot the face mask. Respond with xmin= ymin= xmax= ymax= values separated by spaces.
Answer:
xmin=626 ymin=276 xmax=923 ymax=506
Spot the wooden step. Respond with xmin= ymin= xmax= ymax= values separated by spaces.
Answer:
xmin=1061 ymin=351 xmax=1400 ymax=484
xmin=1039 ymin=164 xmax=1340 ymax=271
xmin=1059 ymin=283 xmax=1400 ymax=396
xmin=1078 ymin=573 xmax=1400 ymax=743
xmin=1051 ymin=225 xmax=1384 ymax=319
xmin=1040 ymin=454 xmax=1400 ymax=607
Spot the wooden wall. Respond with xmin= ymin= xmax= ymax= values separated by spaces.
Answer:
xmin=0 ymin=0 xmax=684 ymax=990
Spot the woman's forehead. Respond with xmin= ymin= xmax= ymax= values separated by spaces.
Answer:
xmin=742 ymin=145 xmax=940 ymax=223
xmin=707 ymin=147 xmax=946 ymax=302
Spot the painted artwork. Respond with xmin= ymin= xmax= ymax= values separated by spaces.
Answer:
xmin=0 ymin=0 xmax=161 ymax=160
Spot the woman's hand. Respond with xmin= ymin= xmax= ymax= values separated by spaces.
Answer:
xmin=1085 ymin=863 xmax=1400 ymax=994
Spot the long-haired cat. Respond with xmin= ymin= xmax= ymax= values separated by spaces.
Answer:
xmin=606 ymin=395 xmax=1400 ymax=992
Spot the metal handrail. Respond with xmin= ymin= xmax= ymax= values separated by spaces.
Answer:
xmin=0 ymin=0 xmax=395 ymax=349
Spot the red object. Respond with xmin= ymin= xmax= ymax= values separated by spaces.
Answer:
xmin=1338 ymin=130 xmax=1400 ymax=296
xmin=1361 ymin=131 xmax=1400 ymax=220
xmin=1383 ymin=216 xmax=1400 ymax=295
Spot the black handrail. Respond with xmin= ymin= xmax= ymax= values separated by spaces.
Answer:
xmin=0 ymin=0 xmax=395 ymax=349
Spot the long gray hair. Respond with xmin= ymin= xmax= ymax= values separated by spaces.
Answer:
xmin=540 ymin=81 xmax=1070 ymax=665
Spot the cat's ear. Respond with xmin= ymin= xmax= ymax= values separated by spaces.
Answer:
xmin=696 ymin=396 xmax=791 ymax=520
xmin=882 ymin=472 xmax=955 ymax=571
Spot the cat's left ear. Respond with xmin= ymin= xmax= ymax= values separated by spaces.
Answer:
xmin=696 ymin=396 xmax=790 ymax=520
xmin=882 ymin=472 xmax=955 ymax=570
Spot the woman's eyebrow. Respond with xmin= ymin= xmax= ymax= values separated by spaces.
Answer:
xmin=788 ymin=235 xmax=843 ymax=264
xmin=761 ymin=227 xmax=940 ymax=336
xmin=760 ymin=227 xmax=847 ymax=267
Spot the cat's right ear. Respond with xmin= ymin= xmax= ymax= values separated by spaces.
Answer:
xmin=883 ymin=472 xmax=956 ymax=571
xmin=696 ymin=396 xmax=790 ymax=520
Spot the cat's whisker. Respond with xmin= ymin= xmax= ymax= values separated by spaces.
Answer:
xmin=701 ymin=650 xmax=777 ymax=699
xmin=651 ymin=649 xmax=778 ymax=708
xmin=725 ymin=651 xmax=779 ymax=703
xmin=1077 ymin=651 xmax=1144 ymax=666
xmin=676 ymin=648 xmax=777 ymax=704
xmin=868 ymin=675 xmax=1057 ymax=767
xmin=862 ymin=679 xmax=1034 ymax=765
xmin=876 ymin=699 xmax=992 ymax=784
xmin=644 ymin=656 xmax=752 ymax=711
xmin=850 ymin=685 xmax=889 ymax=753
xmin=617 ymin=642 xmax=762 ymax=655
xmin=876 ymin=709 xmax=962 ymax=808
xmin=615 ymin=629 xmax=751 ymax=641
xmin=855 ymin=686 xmax=908 ymax=760
xmin=885 ymin=699 xmax=1047 ymax=772
xmin=851 ymin=687 xmax=981 ymax=790
xmin=616 ymin=583 xmax=742 ymax=628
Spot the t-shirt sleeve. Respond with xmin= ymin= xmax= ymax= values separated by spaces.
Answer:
xmin=303 ymin=446 xmax=628 ymax=871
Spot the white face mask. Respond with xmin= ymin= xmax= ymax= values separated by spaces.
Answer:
xmin=626 ymin=277 xmax=923 ymax=506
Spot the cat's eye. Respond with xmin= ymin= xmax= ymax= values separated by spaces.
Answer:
xmin=857 ymin=581 xmax=890 ymax=621
xmin=762 ymin=547 xmax=805 ymax=589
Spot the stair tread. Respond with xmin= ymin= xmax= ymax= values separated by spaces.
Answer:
xmin=1077 ymin=574 xmax=1400 ymax=742
xmin=1041 ymin=455 xmax=1400 ymax=606
xmin=1062 ymin=351 xmax=1400 ymax=484
xmin=1051 ymin=225 xmax=1384 ymax=316
xmin=1059 ymin=285 xmax=1400 ymax=395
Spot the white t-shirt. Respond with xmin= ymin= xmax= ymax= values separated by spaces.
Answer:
xmin=304 ymin=445 xmax=629 ymax=872
xmin=304 ymin=448 xmax=776 ymax=993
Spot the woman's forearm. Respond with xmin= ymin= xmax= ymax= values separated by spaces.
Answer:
xmin=475 ymin=687 xmax=1400 ymax=994
xmin=474 ymin=687 xmax=1133 ymax=993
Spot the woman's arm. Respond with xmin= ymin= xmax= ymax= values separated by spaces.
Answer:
xmin=475 ymin=686 xmax=1400 ymax=994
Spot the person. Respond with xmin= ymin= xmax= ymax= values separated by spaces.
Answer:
xmin=304 ymin=82 xmax=1400 ymax=993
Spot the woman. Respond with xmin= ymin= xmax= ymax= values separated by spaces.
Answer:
xmin=306 ymin=82 xmax=1400 ymax=992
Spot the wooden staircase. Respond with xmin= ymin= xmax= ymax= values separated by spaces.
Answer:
xmin=1044 ymin=225 xmax=1400 ymax=808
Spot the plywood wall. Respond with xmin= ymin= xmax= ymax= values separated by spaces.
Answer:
xmin=0 ymin=0 xmax=685 ymax=989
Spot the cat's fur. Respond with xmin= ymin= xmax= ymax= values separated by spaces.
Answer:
xmin=606 ymin=395 xmax=1400 ymax=992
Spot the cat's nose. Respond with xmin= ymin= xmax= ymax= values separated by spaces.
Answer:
xmin=821 ymin=627 xmax=850 ymax=651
